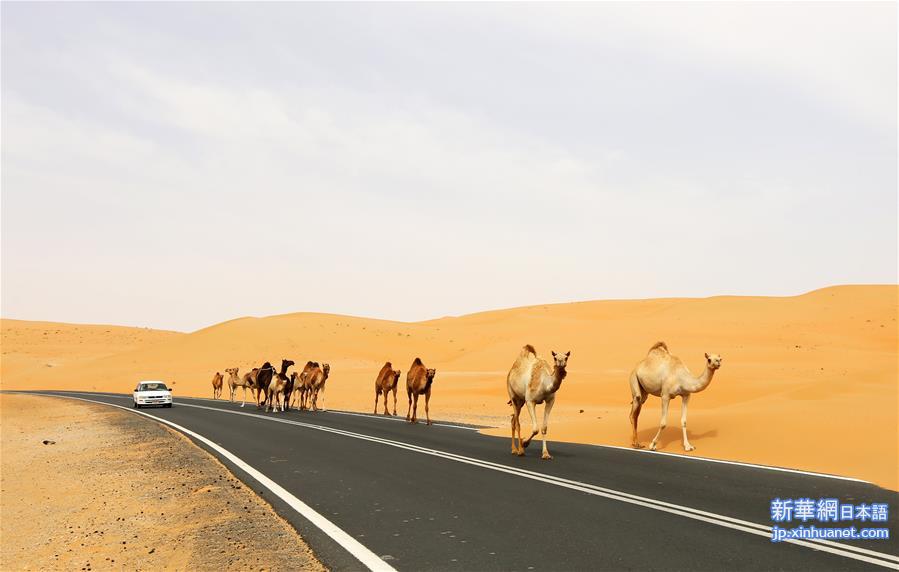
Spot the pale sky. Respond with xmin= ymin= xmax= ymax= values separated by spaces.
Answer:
xmin=2 ymin=2 xmax=896 ymax=332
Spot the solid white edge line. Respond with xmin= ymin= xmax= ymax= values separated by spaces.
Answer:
xmin=92 ymin=395 xmax=898 ymax=570
xmin=52 ymin=391 xmax=869 ymax=484
xmin=40 ymin=393 xmax=397 ymax=572
xmin=28 ymin=392 xmax=899 ymax=568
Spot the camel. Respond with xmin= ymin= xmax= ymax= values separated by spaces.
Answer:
xmin=373 ymin=362 xmax=401 ymax=416
xmin=225 ymin=367 xmax=253 ymax=407
xmin=628 ymin=342 xmax=722 ymax=452
xmin=282 ymin=367 xmax=297 ymax=411
xmin=266 ymin=359 xmax=295 ymax=413
xmin=211 ymin=372 xmax=223 ymax=400
xmin=241 ymin=367 xmax=261 ymax=406
xmin=296 ymin=361 xmax=318 ymax=410
xmin=405 ymin=358 xmax=436 ymax=425
xmin=289 ymin=372 xmax=302 ymax=409
xmin=506 ymin=345 xmax=570 ymax=460
xmin=305 ymin=363 xmax=331 ymax=411
xmin=256 ymin=362 xmax=275 ymax=409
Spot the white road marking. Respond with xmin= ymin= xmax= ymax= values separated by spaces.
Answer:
xmin=326 ymin=408 xmax=481 ymax=430
xmin=55 ymin=391 xmax=868 ymax=483
xmin=43 ymin=392 xmax=897 ymax=570
xmin=40 ymin=393 xmax=397 ymax=572
xmin=594 ymin=442 xmax=872 ymax=484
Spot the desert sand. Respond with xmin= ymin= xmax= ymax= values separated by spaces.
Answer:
xmin=1 ymin=285 xmax=896 ymax=489
xmin=0 ymin=394 xmax=324 ymax=571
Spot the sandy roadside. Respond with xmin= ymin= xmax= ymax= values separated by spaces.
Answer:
xmin=0 ymin=394 xmax=326 ymax=571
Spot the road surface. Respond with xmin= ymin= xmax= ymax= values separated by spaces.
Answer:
xmin=14 ymin=391 xmax=899 ymax=571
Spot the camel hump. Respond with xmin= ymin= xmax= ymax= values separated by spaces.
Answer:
xmin=522 ymin=344 xmax=537 ymax=356
xmin=649 ymin=341 xmax=669 ymax=353
xmin=412 ymin=357 xmax=423 ymax=366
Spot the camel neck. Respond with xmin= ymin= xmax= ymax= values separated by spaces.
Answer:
xmin=551 ymin=366 xmax=567 ymax=392
xmin=687 ymin=366 xmax=716 ymax=393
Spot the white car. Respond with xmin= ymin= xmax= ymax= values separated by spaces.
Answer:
xmin=133 ymin=381 xmax=173 ymax=408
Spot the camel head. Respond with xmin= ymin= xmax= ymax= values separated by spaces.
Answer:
xmin=323 ymin=363 xmax=331 ymax=375
xmin=426 ymin=368 xmax=436 ymax=382
xmin=393 ymin=369 xmax=401 ymax=382
xmin=225 ymin=367 xmax=238 ymax=376
xmin=551 ymin=351 xmax=571 ymax=369
xmin=290 ymin=371 xmax=298 ymax=381
xmin=704 ymin=353 xmax=723 ymax=370
xmin=281 ymin=359 xmax=295 ymax=371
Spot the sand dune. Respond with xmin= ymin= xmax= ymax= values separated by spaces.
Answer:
xmin=1 ymin=285 xmax=896 ymax=489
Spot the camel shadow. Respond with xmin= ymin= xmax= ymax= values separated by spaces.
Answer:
xmin=636 ymin=427 xmax=718 ymax=451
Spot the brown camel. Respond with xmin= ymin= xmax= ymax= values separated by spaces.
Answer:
xmin=305 ymin=363 xmax=331 ymax=411
xmin=297 ymin=361 xmax=317 ymax=410
xmin=374 ymin=362 xmax=401 ymax=416
xmin=289 ymin=372 xmax=302 ymax=409
xmin=266 ymin=359 xmax=295 ymax=413
xmin=241 ymin=367 xmax=261 ymax=406
xmin=405 ymin=358 xmax=436 ymax=425
xmin=211 ymin=372 xmax=224 ymax=400
xmin=256 ymin=362 xmax=275 ymax=409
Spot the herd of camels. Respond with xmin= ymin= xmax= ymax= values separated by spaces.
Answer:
xmin=209 ymin=341 xmax=722 ymax=460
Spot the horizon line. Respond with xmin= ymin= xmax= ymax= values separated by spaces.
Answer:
xmin=2 ymin=283 xmax=895 ymax=335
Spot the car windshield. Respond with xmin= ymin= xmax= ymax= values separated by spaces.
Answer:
xmin=139 ymin=383 xmax=169 ymax=391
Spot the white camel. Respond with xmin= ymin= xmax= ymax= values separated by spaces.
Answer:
xmin=506 ymin=344 xmax=570 ymax=460
xmin=628 ymin=342 xmax=722 ymax=452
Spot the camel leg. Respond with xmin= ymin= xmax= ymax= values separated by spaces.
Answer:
xmin=392 ymin=387 xmax=397 ymax=416
xmin=649 ymin=394 xmax=670 ymax=451
xmin=374 ymin=389 xmax=380 ymax=415
xmin=411 ymin=393 xmax=419 ymax=424
xmin=629 ymin=395 xmax=644 ymax=448
xmin=521 ymin=401 xmax=539 ymax=449
xmin=510 ymin=401 xmax=524 ymax=455
xmin=241 ymin=386 xmax=247 ymax=408
xmin=320 ymin=387 xmax=326 ymax=411
xmin=628 ymin=372 xmax=647 ymax=448
xmin=424 ymin=389 xmax=431 ymax=426
xmin=405 ymin=389 xmax=412 ymax=421
xmin=681 ymin=394 xmax=695 ymax=451
xmin=540 ymin=397 xmax=555 ymax=460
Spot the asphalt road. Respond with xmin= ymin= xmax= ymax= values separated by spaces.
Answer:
xmin=17 ymin=391 xmax=899 ymax=571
